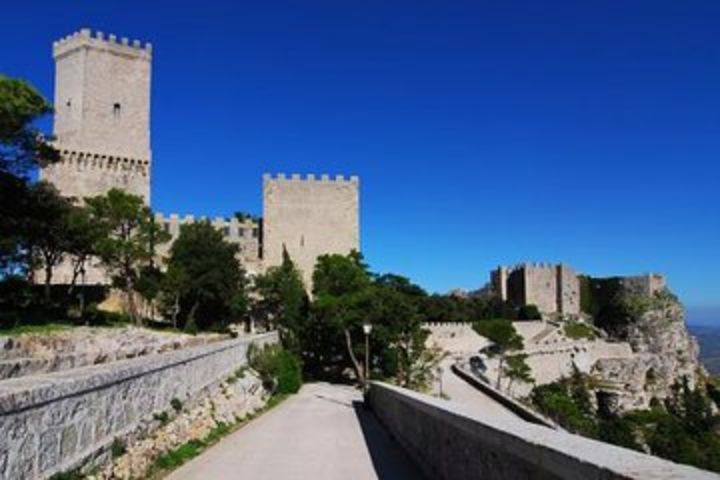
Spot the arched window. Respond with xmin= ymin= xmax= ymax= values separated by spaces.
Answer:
xmin=113 ymin=103 xmax=122 ymax=118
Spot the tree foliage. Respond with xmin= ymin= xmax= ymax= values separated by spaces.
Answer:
xmin=532 ymin=373 xmax=720 ymax=472
xmin=86 ymin=188 xmax=169 ymax=323
xmin=0 ymin=75 xmax=59 ymax=176
xmin=163 ymin=221 xmax=246 ymax=331
xmin=252 ymin=247 xmax=308 ymax=351
xmin=473 ymin=318 xmax=524 ymax=389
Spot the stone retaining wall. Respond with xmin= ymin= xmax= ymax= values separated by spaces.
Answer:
xmin=0 ymin=332 xmax=277 ymax=479
xmin=368 ymin=381 xmax=716 ymax=480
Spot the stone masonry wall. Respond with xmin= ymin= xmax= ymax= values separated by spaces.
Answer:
xmin=0 ymin=332 xmax=276 ymax=480
xmin=524 ymin=264 xmax=558 ymax=314
xmin=154 ymin=213 xmax=262 ymax=276
xmin=368 ymin=382 xmax=715 ymax=480
xmin=263 ymin=173 xmax=359 ymax=288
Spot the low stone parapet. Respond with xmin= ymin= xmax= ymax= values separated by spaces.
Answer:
xmin=368 ymin=381 xmax=717 ymax=480
xmin=0 ymin=332 xmax=277 ymax=479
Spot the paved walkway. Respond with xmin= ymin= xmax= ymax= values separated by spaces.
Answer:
xmin=437 ymin=357 xmax=523 ymax=422
xmin=167 ymin=383 xmax=424 ymax=480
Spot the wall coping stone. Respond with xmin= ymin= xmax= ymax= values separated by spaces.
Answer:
xmin=0 ymin=333 xmax=276 ymax=416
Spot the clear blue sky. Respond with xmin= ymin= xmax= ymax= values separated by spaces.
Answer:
xmin=2 ymin=1 xmax=719 ymax=315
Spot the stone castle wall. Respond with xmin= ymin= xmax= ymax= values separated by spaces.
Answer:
xmin=493 ymin=263 xmax=580 ymax=316
xmin=524 ymin=263 xmax=559 ymax=314
xmin=0 ymin=333 xmax=277 ymax=480
xmin=621 ymin=274 xmax=667 ymax=297
xmin=40 ymin=30 xmax=361 ymax=293
xmin=154 ymin=213 xmax=262 ymax=275
xmin=263 ymin=173 xmax=359 ymax=288
xmin=42 ymin=28 xmax=152 ymax=202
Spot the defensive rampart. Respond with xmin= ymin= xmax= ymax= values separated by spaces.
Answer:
xmin=0 ymin=332 xmax=277 ymax=479
xmin=368 ymin=381 xmax=716 ymax=480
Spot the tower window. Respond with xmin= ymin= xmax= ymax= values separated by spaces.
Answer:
xmin=113 ymin=103 xmax=122 ymax=118
xmin=66 ymin=99 xmax=72 ymax=108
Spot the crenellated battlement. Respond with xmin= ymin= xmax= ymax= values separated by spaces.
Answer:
xmin=53 ymin=28 xmax=152 ymax=59
xmin=153 ymin=212 xmax=260 ymax=240
xmin=263 ymin=173 xmax=359 ymax=184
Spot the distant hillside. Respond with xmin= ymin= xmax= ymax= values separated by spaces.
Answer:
xmin=689 ymin=324 xmax=720 ymax=375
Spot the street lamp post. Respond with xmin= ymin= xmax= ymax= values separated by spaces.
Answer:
xmin=363 ymin=321 xmax=373 ymax=394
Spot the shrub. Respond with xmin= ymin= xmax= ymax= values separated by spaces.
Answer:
xmin=170 ymin=398 xmax=183 ymax=412
xmin=249 ymin=344 xmax=302 ymax=394
xmin=563 ymin=322 xmax=596 ymax=340
xmin=153 ymin=411 xmax=170 ymax=424
xmin=111 ymin=437 xmax=127 ymax=458
xmin=517 ymin=304 xmax=541 ymax=320
xmin=183 ymin=316 xmax=198 ymax=335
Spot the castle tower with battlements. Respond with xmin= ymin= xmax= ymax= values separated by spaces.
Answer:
xmin=40 ymin=28 xmax=152 ymax=202
xmin=263 ymin=174 xmax=360 ymax=288
xmin=39 ymin=29 xmax=361 ymax=291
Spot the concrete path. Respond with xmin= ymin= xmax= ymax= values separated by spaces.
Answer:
xmin=437 ymin=357 xmax=523 ymax=423
xmin=167 ymin=383 xmax=424 ymax=480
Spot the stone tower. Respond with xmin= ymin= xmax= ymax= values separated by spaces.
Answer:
xmin=263 ymin=174 xmax=360 ymax=288
xmin=40 ymin=28 xmax=153 ymax=202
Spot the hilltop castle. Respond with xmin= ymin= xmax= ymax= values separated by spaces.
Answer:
xmin=491 ymin=262 xmax=666 ymax=318
xmin=40 ymin=28 xmax=359 ymax=286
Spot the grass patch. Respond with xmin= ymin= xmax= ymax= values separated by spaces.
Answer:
xmin=0 ymin=323 xmax=71 ymax=337
xmin=154 ymin=439 xmax=205 ymax=470
xmin=146 ymin=394 xmax=289 ymax=479
xmin=563 ymin=322 xmax=596 ymax=340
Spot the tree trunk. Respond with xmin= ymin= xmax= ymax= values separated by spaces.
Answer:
xmin=344 ymin=328 xmax=364 ymax=386
xmin=171 ymin=293 xmax=180 ymax=329
xmin=496 ymin=355 xmax=505 ymax=390
xmin=126 ymin=275 xmax=138 ymax=324
xmin=43 ymin=263 xmax=53 ymax=303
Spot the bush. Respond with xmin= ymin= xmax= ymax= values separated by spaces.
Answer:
xmin=249 ymin=344 xmax=302 ymax=394
xmin=170 ymin=398 xmax=183 ymax=412
xmin=111 ymin=437 xmax=127 ymax=458
xmin=517 ymin=304 xmax=541 ymax=320
xmin=563 ymin=322 xmax=596 ymax=340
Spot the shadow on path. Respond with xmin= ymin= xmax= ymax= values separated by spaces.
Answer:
xmin=352 ymin=400 xmax=427 ymax=480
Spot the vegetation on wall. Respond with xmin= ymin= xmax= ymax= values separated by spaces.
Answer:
xmin=531 ymin=372 xmax=720 ymax=473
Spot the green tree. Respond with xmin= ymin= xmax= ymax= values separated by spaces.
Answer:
xmin=473 ymin=318 xmax=523 ymax=389
xmin=0 ymin=75 xmax=59 ymax=273
xmin=164 ymin=221 xmax=246 ymax=331
xmin=159 ymin=263 xmax=188 ymax=329
xmin=64 ymin=204 xmax=103 ymax=292
xmin=504 ymin=353 xmax=533 ymax=392
xmin=310 ymin=251 xmax=372 ymax=383
xmin=86 ymin=188 xmax=169 ymax=323
xmin=0 ymin=75 xmax=59 ymax=176
xmin=23 ymin=182 xmax=74 ymax=301
xmin=252 ymin=246 xmax=308 ymax=352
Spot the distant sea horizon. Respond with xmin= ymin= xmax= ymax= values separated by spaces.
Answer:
xmin=686 ymin=306 xmax=720 ymax=327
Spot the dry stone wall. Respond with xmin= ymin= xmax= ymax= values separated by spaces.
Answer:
xmin=0 ymin=332 xmax=276 ymax=480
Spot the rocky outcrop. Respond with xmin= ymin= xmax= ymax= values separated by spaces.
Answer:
xmin=0 ymin=327 xmax=226 ymax=380
xmin=592 ymin=293 xmax=702 ymax=411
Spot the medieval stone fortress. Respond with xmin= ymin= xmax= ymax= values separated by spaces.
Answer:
xmin=491 ymin=262 xmax=666 ymax=317
xmin=40 ymin=28 xmax=359 ymax=286
xmin=1 ymin=25 xmax=715 ymax=480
